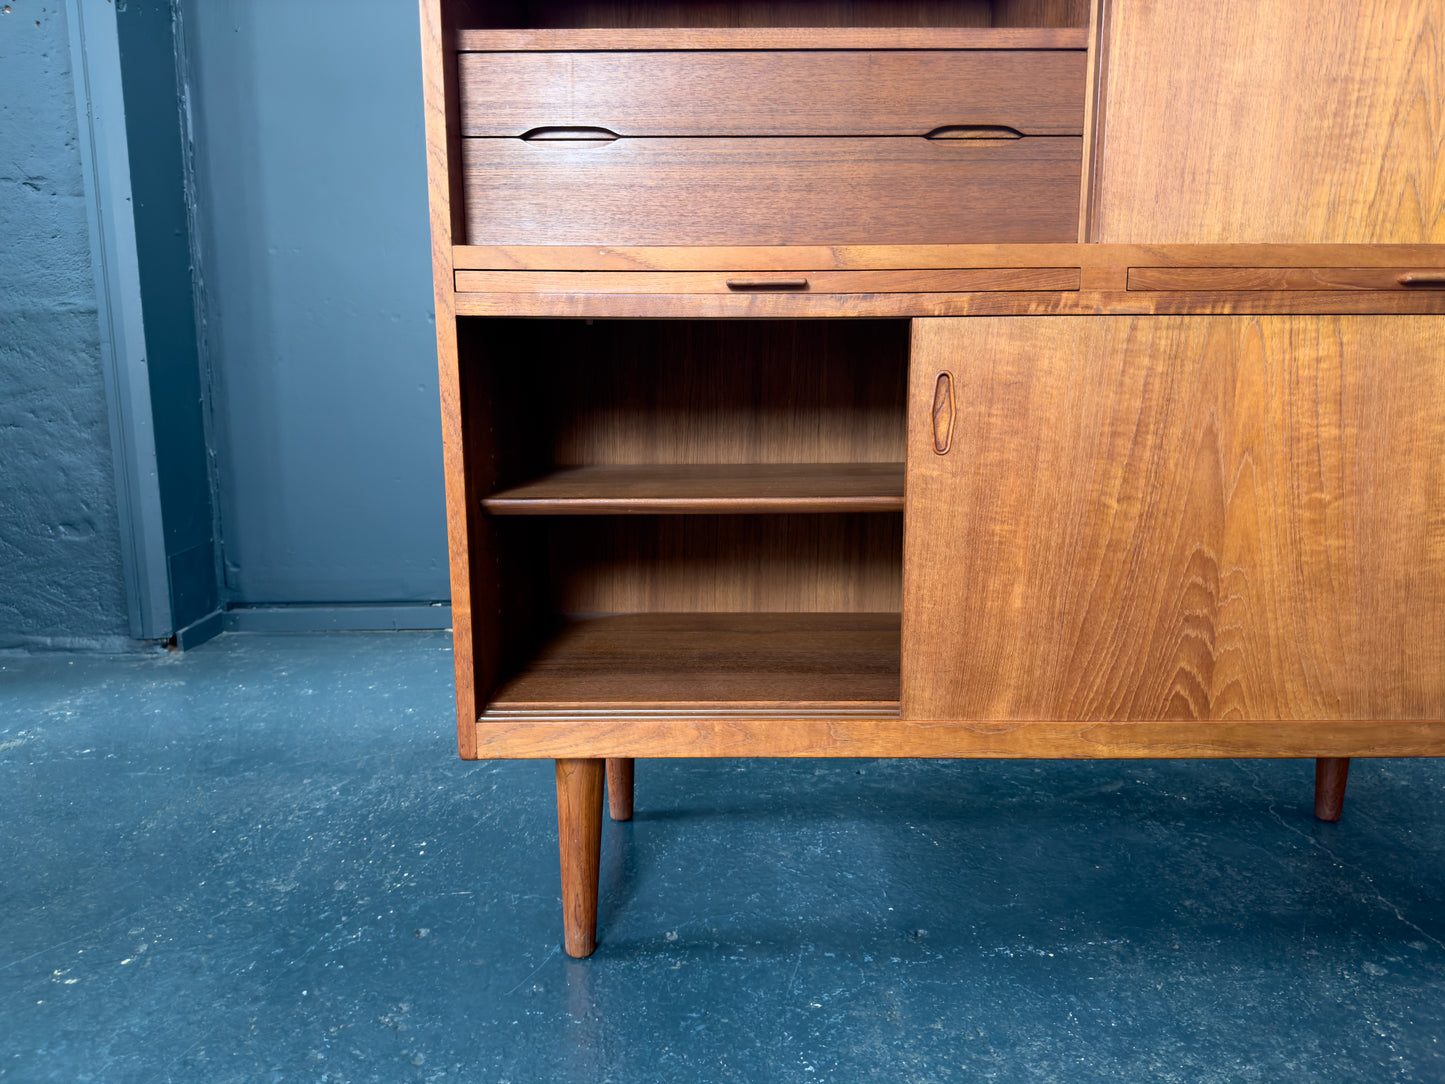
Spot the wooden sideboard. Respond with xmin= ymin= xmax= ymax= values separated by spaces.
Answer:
xmin=420 ymin=0 xmax=1445 ymax=957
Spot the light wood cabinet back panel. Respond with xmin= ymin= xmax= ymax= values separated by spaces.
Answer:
xmin=1093 ymin=0 xmax=1445 ymax=242
xmin=479 ymin=318 xmax=907 ymax=474
xmin=543 ymin=513 xmax=903 ymax=612
xmin=902 ymin=315 xmax=1445 ymax=721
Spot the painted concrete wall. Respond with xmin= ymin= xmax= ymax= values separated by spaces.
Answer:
xmin=180 ymin=0 xmax=448 ymax=605
xmin=0 ymin=3 xmax=132 ymax=649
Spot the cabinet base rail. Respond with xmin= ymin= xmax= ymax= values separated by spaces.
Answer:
xmin=478 ymin=717 xmax=1445 ymax=761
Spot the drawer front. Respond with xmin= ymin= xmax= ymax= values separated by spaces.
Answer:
xmin=455 ymin=268 xmax=1082 ymax=294
xmin=458 ymin=50 xmax=1086 ymax=137
xmin=462 ymin=137 xmax=1082 ymax=246
xmin=1128 ymin=267 xmax=1445 ymax=291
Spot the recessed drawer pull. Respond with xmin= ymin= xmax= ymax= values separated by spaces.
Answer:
xmin=925 ymin=125 xmax=1024 ymax=140
xmin=931 ymin=372 xmax=955 ymax=455
xmin=725 ymin=278 xmax=809 ymax=291
xmin=1397 ymin=272 xmax=1445 ymax=288
xmin=521 ymin=126 xmax=619 ymax=143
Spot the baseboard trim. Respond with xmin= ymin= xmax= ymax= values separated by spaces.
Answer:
xmin=221 ymin=603 xmax=453 ymax=633
xmin=174 ymin=609 xmax=224 ymax=650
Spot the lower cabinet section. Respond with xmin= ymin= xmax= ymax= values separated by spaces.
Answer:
xmin=450 ymin=310 xmax=1445 ymax=966
xmin=459 ymin=313 xmax=1445 ymax=758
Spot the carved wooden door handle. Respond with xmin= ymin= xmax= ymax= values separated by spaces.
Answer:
xmin=931 ymin=371 xmax=954 ymax=455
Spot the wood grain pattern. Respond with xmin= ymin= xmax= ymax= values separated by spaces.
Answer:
xmin=455 ymin=268 xmax=1082 ymax=293
xmin=543 ymin=514 xmax=903 ymax=614
xmin=508 ymin=318 xmax=907 ymax=468
xmin=1128 ymin=267 xmax=1445 ymax=292
xmin=555 ymin=758 xmax=604 ymax=957
xmin=472 ymin=319 xmax=906 ymax=615
xmin=606 ymin=758 xmax=634 ymax=821
xmin=489 ymin=612 xmax=902 ymax=709
xmin=482 ymin=462 xmax=905 ymax=514
xmin=1094 ymin=0 xmax=1445 ymax=242
xmin=453 ymin=289 xmax=1445 ymax=319
xmin=453 ymin=242 xmax=1445 ymax=272
xmin=459 ymin=49 xmax=1085 ymax=136
xmin=903 ymin=315 xmax=1445 ymax=722
xmin=476 ymin=718 xmax=1445 ymax=759
xmin=1076 ymin=0 xmax=1107 ymax=242
xmin=1314 ymin=757 xmax=1350 ymax=822
xmin=457 ymin=27 xmax=1089 ymax=49
xmin=462 ymin=136 xmax=1082 ymax=246
xmin=421 ymin=0 xmax=482 ymax=758
xmin=991 ymin=0 xmax=1089 ymax=27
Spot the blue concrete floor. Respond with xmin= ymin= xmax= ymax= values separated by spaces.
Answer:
xmin=2 ymin=633 xmax=1443 ymax=1083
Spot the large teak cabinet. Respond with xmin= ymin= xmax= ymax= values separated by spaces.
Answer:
xmin=421 ymin=0 xmax=1445 ymax=956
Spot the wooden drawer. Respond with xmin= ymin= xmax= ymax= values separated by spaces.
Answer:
xmin=1128 ymin=267 xmax=1445 ymax=291
xmin=457 ymin=33 xmax=1085 ymax=248
xmin=462 ymin=137 xmax=1082 ymax=246
xmin=454 ymin=268 xmax=1082 ymax=294
xmin=458 ymin=49 xmax=1086 ymax=137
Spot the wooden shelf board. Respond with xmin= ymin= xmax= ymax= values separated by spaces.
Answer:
xmin=456 ymin=28 xmax=1090 ymax=52
xmin=487 ymin=612 xmax=901 ymax=710
xmin=483 ymin=463 xmax=905 ymax=515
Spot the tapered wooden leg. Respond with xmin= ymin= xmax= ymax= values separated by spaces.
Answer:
xmin=555 ymin=758 xmax=605 ymax=958
xmin=1314 ymin=757 xmax=1350 ymax=822
xmin=606 ymin=758 xmax=634 ymax=822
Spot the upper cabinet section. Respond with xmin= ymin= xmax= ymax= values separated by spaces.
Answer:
xmin=1091 ymin=0 xmax=1445 ymax=243
xmin=453 ymin=21 xmax=1087 ymax=246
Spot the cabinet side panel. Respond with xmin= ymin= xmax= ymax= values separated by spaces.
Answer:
xmin=1093 ymin=0 xmax=1445 ymax=243
xmin=902 ymin=315 xmax=1445 ymax=721
xmin=423 ymin=0 xmax=482 ymax=755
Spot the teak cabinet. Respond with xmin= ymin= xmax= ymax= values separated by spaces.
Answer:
xmin=421 ymin=0 xmax=1445 ymax=957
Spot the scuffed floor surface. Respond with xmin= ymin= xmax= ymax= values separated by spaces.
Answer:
xmin=1 ymin=632 xmax=1443 ymax=1083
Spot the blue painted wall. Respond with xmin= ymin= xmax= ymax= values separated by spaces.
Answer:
xmin=179 ymin=0 xmax=448 ymax=605
xmin=0 ymin=3 xmax=132 ymax=650
xmin=114 ymin=0 xmax=219 ymax=635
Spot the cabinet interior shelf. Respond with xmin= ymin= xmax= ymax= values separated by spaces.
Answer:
xmin=488 ymin=612 xmax=901 ymax=711
xmin=482 ymin=463 xmax=906 ymax=515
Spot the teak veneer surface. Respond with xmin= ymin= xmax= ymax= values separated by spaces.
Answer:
xmin=1094 ymin=0 xmax=1445 ymax=242
xmin=493 ymin=318 xmax=906 ymax=468
xmin=458 ymin=49 xmax=1085 ymax=136
xmin=463 ymin=137 xmax=1082 ymax=246
xmin=1127 ymin=268 xmax=1445 ymax=292
xmin=452 ymin=242 xmax=1445 ymax=272
xmin=543 ymin=514 xmax=903 ymax=614
xmin=487 ymin=612 xmax=902 ymax=709
xmin=483 ymin=463 xmax=906 ymax=514
xmin=454 ymin=268 xmax=1083 ymax=293
xmin=474 ymin=717 xmax=1445 ymax=760
xmin=452 ymin=289 xmax=1445 ymax=319
xmin=903 ymin=315 xmax=1445 ymax=722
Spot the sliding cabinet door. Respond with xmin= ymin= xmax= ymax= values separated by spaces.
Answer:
xmin=902 ymin=316 xmax=1445 ymax=722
